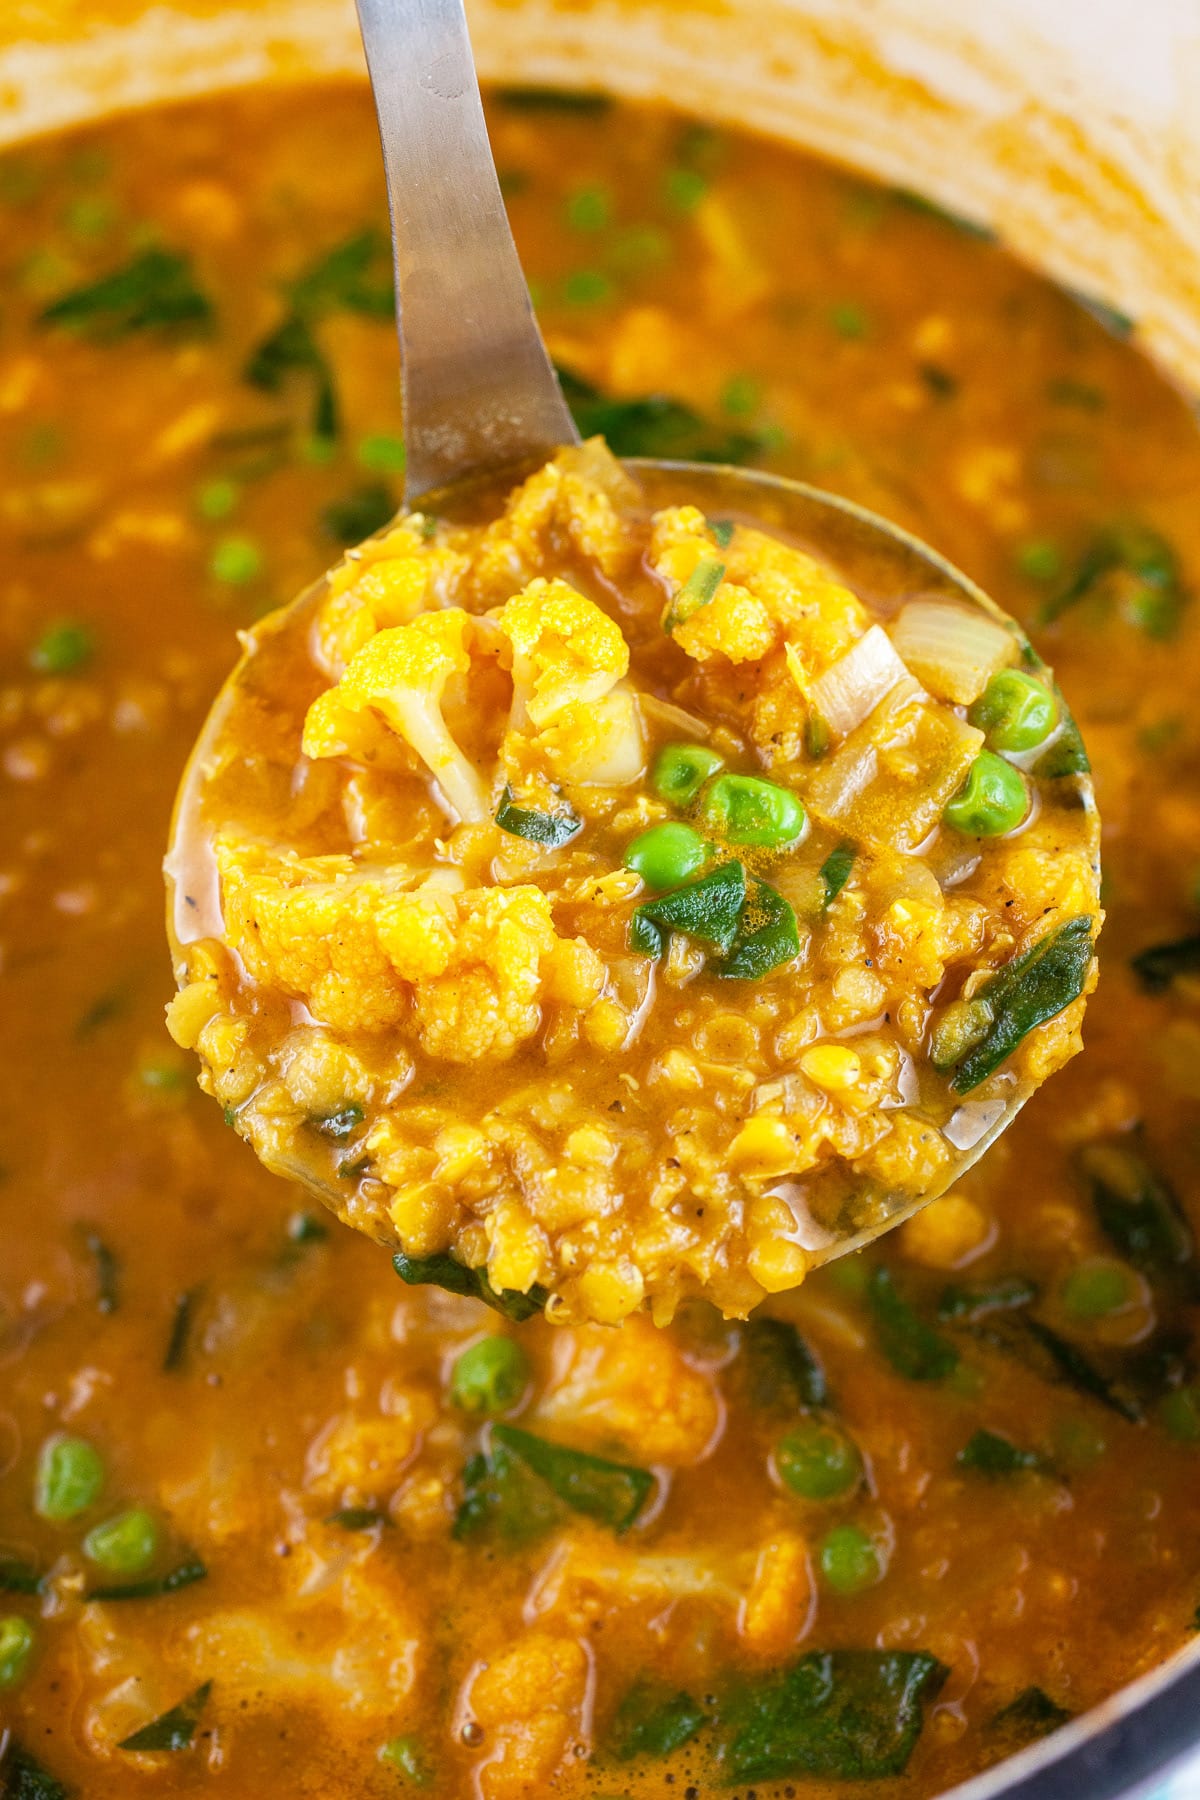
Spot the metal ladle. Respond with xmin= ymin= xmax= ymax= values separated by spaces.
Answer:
xmin=165 ymin=0 xmax=1098 ymax=1281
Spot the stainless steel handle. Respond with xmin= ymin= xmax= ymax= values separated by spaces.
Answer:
xmin=354 ymin=0 xmax=579 ymax=504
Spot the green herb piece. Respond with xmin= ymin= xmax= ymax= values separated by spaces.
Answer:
xmin=564 ymin=184 xmax=612 ymax=232
xmin=1047 ymin=376 xmax=1106 ymax=409
xmin=867 ymin=1268 xmax=958 ymax=1381
xmin=29 ymin=620 xmax=94 ymax=675
xmin=83 ymin=1508 xmax=160 ymax=1576
xmin=664 ymin=556 xmax=725 ymax=632
xmin=163 ymin=1287 xmax=200 ymax=1372
xmin=285 ymin=228 xmax=393 ymax=318
xmin=88 ymin=1551 xmax=207 ymax=1602
xmin=562 ymin=269 xmax=614 ymax=307
xmin=1034 ymin=714 xmax=1090 ymax=779
xmin=943 ymin=751 xmax=1028 ymax=837
xmin=378 ymin=1734 xmax=432 ymax=1785
xmin=720 ymin=373 xmax=761 ymax=417
xmin=699 ymin=773 xmax=805 ymax=850
xmin=244 ymin=312 xmax=337 ymax=439
xmin=624 ymin=821 xmax=708 ymax=890
xmin=777 ymin=1420 xmax=862 ymax=1500
xmin=710 ymin=517 xmax=735 ymax=548
xmin=713 ymin=1648 xmax=948 ymax=1783
xmin=0 ymin=1740 xmax=69 ymax=1800
xmin=1131 ymin=934 xmax=1200 ymax=994
xmin=819 ymin=844 xmax=855 ymax=907
xmin=829 ymin=300 xmax=869 ymax=339
xmin=450 ymin=1336 xmax=529 ymax=1416
xmin=356 ymin=432 xmax=407 ymax=474
xmin=1021 ymin=1317 xmax=1142 ymax=1423
xmin=990 ymin=1686 xmax=1073 ymax=1743
xmin=311 ymin=1104 xmax=364 ymax=1143
xmin=968 ymin=670 xmax=1058 ymax=753
xmin=209 ymin=534 xmax=262 ymax=585
xmin=455 ymin=1424 xmax=652 ymax=1542
xmin=195 ymin=477 xmax=239 ymax=520
xmin=818 ymin=1524 xmax=881 ymax=1594
xmin=1042 ymin=522 xmax=1185 ymax=637
xmin=1060 ymin=1259 xmax=1138 ymax=1322
xmin=495 ymin=785 xmax=582 ymax=849
xmin=937 ymin=1275 xmax=1038 ymax=1322
xmin=393 ymin=1250 xmax=547 ymax=1322
xmin=326 ymin=1507 xmax=388 ymax=1530
xmin=1015 ymin=539 xmax=1063 ymax=581
xmin=717 ymin=879 xmax=800 ymax=980
xmin=0 ymin=1557 xmax=42 ymax=1597
xmin=1068 ymin=287 xmax=1134 ymax=339
xmin=556 ymin=363 xmax=762 ymax=464
xmin=321 ymin=483 xmax=395 ymax=546
xmin=650 ymin=741 xmax=723 ymax=806
xmin=39 ymin=248 xmax=212 ymax=339
xmin=739 ymin=1315 xmax=828 ymax=1413
xmin=631 ymin=859 xmax=746 ymax=958
xmin=1160 ymin=1386 xmax=1200 ymax=1444
xmin=81 ymin=1228 xmax=119 ymax=1314
xmin=956 ymin=1429 xmax=1042 ymax=1476
xmin=664 ymin=166 xmax=709 ymax=212
xmin=118 ymin=1681 xmax=211 ymax=1752
xmin=285 ymin=1210 xmax=328 ymax=1246
xmin=608 ymin=1679 xmax=706 ymax=1760
xmin=496 ymin=86 xmax=612 ymax=113
xmin=0 ymin=1616 xmax=36 ymax=1690
xmin=950 ymin=916 xmax=1095 ymax=1093
xmin=930 ymin=997 xmax=995 ymax=1072
xmin=34 ymin=1433 xmax=104 ymax=1522
xmin=891 ymin=188 xmax=995 ymax=239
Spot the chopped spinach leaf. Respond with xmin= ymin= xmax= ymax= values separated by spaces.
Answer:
xmin=608 ymin=1680 xmax=707 ymax=1761
xmin=956 ymin=1429 xmax=1043 ymax=1476
xmin=81 ymin=1227 xmax=119 ymax=1314
xmin=710 ymin=517 xmax=735 ymax=548
xmin=1066 ymin=287 xmax=1134 ymax=339
xmin=1033 ymin=714 xmax=1091 ymax=779
xmin=286 ymin=1210 xmax=329 ymax=1247
xmin=284 ymin=228 xmax=394 ymax=319
xmin=0 ymin=1741 xmax=70 ymax=1800
xmin=739 ymin=1315 xmax=828 ymax=1413
xmin=1042 ymin=523 xmax=1185 ymax=637
xmin=244 ymin=312 xmax=338 ymax=439
xmin=632 ymin=860 xmax=746 ymax=958
xmin=990 ymin=1685 xmax=1073 ymax=1743
xmin=320 ymin=482 xmax=396 ymax=545
xmin=39 ymin=247 xmax=212 ymax=339
xmin=0 ymin=1554 xmax=42 ymax=1595
xmin=75 ymin=983 xmax=129 ymax=1038
xmin=497 ymin=86 xmax=612 ymax=113
xmin=393 ymin=1250 xmax=547 ymax=1322
xmin=937 ymin=1275 xmax=1038 ymax=1323
xmin=713 ymin=1648 xmax=948 ymax=1784
xmin=1021 ymin=1318 xmax=1142 ymax=1424
xmin=717 ymin=878 xmax=800 ymax=980
xmin=556 ymin=364 xmax=762 ymax=464
xmin=868 ymin=1268 xmax=959 ymax=1381
xmin=495 ymin=785 xmax=583 ymax=849
xmin=1131 ymin=934 xmax=1200 ymax=994
xmin=950 ymin=916 xmax=1095 ymax=1094
xmin=1078 ymin=1139 xmax=1195 ymax=1281
xmin=820 ymin=843 xmax=855 ymax=906
xmin=455 ymin=1424 xmax=652 ymax=1542
xmin=311 ymin=1104 xmax=365 ymax=1143
xmin=163 ymin=1287 xmax=200 ymax=1372
xmin=88 ymin=1551 xmax=207 ymax=1602
xmin=118 ymin=1681 xmax=212 ymax=1752
xmin=325 ymin=1507 xmax=387 ymax=1531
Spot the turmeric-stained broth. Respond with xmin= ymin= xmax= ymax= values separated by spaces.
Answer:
xmin=2 ymin=83 xmax=1200 ymax=1798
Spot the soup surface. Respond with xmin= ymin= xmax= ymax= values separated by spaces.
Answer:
xmin=2 ymin=82 xmax=1200 ymax=1800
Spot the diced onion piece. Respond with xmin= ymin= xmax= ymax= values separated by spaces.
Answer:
xmin=640 ymin=693 xmax=712 ymax=740
xmin=806 ymin=626 xmax=908 ymax=740
xmin=888 ymin=600 xmax=1017 ymax=706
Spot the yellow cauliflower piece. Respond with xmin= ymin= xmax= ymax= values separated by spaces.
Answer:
xmin=497 ymin=578 xmax=629 ymax=729
xmin=533 ymin=1315 xmax=719 ymax=1465
xmin=471 ymin=440 xmax=640 ymax=602
xmin=675 ymin=582 xmax=777 ymax=664
xmin=304 ymin=1391 xmax=438 ymax=1503
xmin=304 ymin=608 xmax=494 ymax=823
xmin=466 ymin=1632 xmax=590 ymax=1800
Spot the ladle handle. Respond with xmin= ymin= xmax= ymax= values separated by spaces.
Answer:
xmin=354 ymin=0 xmax=580 ymax=504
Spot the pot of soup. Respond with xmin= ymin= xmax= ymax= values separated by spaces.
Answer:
xmin=2 ymin=3 xmax=1200 ymax=1797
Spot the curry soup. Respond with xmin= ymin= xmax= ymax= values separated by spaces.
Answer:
xmin=1 ymin=82 xmax=1200 ymax=1800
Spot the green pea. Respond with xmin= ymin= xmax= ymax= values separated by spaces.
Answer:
xmin=651 ymin=742 xmax=724 ymax=806
xmin=564 ymin=184 xmax=612 ymax=233
xmin=624 ymin=822 xmax=708 ymax=890
xmin=817 ymin=1523 xmax=881 ymax=1594
xmin=450 ymin=1336 xmax=529 ymax=1416
xmin=698 ymin=773 xmax=806 ymax=849
xmin=0 ymin=1615 xmax=36 ymax=1689
xmin=195 ymin=476 xmax=239 ymax=521
xmin=83 ymin=1506 xmax=160 ymax=1575
xmin=356 ymin=432 xmax=407 ymax=474
xmin=968 ymin=670 xmax=1058 ymax=752
xmin=1160 ymin=1386 xmax=1200 ymax=1445
xmin=776 ymin=1420 xmax=862 ymax=1500
xmin=1060 ymin=1258 xmax=1138 ymax=1321
xmin=379 ymin=1734 xmax=432 ymax=1785
xmin=34 ymin=1433 xmax=104 ymax=1522
xmin=29 ymin=620 xmax=94 ymax=675
xmin=943 ymin=752 xmax=1029 ymax=837
xmin=209 ymin=534 xmax=263 ymax=585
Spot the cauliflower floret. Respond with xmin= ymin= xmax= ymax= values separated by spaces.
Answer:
xmin=304 ymin=1391 xmax=438 ymax=1504
xmin=466 ymin=1633 xmax=591 ymax=1800
xmin=535 ymin=1316 xmax=719 ymax=1465
xmin=470 ymin=439 xmax=641 ymax=602
xmin=497 ymin=578 xmax=629 ymax=728
xmin=304 ymin=609 xmax=494 ymax=823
